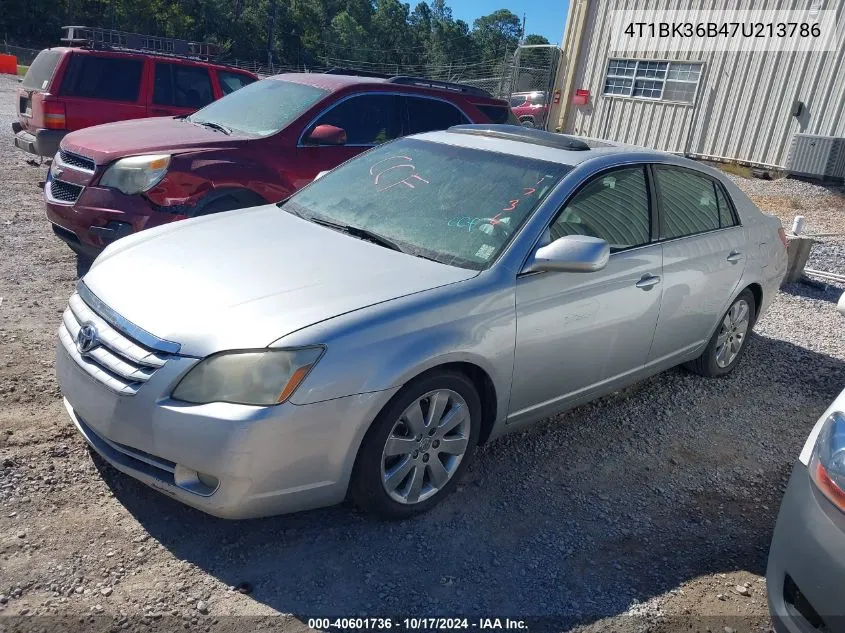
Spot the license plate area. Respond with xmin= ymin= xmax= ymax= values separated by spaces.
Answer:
xmin=19 ymin=95 xmax=31 ymax=117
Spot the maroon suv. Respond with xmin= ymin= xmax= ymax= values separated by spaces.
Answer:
xmin=45 ymin=72 xmax=517 ymax=260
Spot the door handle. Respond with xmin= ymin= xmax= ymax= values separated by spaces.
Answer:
xmin=727 ymin=251 xmax=743 ymax=263
xmin=636 ymin=274 xmax=661 ymax=290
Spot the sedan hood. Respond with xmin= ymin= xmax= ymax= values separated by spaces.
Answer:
xmin=82 ymin=206 xmax=477 ymax=356
xmin=61 ymin=117 xmax=246 ymax=165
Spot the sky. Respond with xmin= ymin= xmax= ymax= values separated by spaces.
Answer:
xmin=451 ymin=0 xmax=570 ymax=45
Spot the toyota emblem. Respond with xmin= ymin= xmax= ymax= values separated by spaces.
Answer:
xmin=76 ymin=323 xmax=99 ymax=355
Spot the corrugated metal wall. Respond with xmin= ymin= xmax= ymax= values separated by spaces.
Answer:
xmin=560 ymin=0 xmax=845 ymax=168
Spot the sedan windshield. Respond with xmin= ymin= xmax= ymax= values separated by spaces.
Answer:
xmin=187 ymin=79 xmax=328 ymax=137
xmin=282 ymin=138 xmax=570 ymax=270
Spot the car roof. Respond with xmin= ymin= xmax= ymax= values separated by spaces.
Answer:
xmin=268 ymin=73 xmax=504 ymax=102
xmin=44 ymin=46 xmax=253 ymax=72
xmin=414 ymin=125 xmax=713 ymax=171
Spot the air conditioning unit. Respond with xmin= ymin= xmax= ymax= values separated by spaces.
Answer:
xmin=786 ymin=134 xmax=845 ymax=180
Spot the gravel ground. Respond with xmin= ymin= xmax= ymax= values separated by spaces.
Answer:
xmin=2 ymin=72 xmax=845 ymax=633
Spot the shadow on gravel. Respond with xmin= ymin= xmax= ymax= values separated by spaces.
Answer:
xmin=94 ymin=332 xmax=845 ymax=630
xmin=781 ymin=280 xmax=844 ymax=303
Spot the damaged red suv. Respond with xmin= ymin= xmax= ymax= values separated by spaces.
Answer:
xmin=45 ymin=72 xmax=517 ymax=260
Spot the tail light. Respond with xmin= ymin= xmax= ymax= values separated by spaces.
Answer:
xmin=777 ymin=227 xmax=789 ymax=249
xmin=42 ymin=99 xmax=66 ymax=130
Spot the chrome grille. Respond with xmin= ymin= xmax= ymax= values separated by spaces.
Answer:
xmin=59 ymin=292 xmax=170 ymax=395
xmin=48 ymin=179 xmax=83 ymax=203
xmin=58 ymin=150 xmax=96 ymax=172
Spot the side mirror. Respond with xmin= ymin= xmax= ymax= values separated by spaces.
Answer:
xmin=305 ymin=124 xmax=347 ymax=146
xmin=838 ymin=291 xmax=845 ymax=317
xmin=524 ymin=234 xmax=610 ymax=273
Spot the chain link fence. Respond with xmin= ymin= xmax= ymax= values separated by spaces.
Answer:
xmin=1 ymin=43 xmax=41 ymax=66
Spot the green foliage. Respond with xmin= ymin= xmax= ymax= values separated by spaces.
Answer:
xmin=1 ymin=0 xmax=551 ymax=75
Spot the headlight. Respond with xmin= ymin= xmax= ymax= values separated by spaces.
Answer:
xmin=171 ymin=347 xmax=325 ymax=406
xmin=99 ymin=154 xmax=170 ymax=195
xmin=809 ymin=411 xmax=845 ymax=512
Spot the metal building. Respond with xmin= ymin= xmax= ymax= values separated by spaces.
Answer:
xmin=550 ymin=0 xmax=845 ymax=170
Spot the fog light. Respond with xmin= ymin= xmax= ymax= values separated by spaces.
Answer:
xmin=173 ymin=464 xmax=219 ymax=496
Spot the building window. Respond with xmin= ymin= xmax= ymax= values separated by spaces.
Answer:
xmin=602 ymin=59 xmax=702 ymax=104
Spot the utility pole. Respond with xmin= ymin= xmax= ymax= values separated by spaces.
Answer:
xmin=267 ymin=0 xmax=278 ymax=72
xmin=521 ymin=13 xmax=526 ymax=40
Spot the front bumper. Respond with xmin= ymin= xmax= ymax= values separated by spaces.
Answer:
xmin=57 ymin=341 xmax=397 ymax=519
xmin=45 ymin=182 xmax=178 ymax=255
xmin=12 ymin=122 xmax=65 ymax=157
xmin=766 ymin=464 xmax=845 ymax=633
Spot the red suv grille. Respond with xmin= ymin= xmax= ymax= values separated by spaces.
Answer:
xmin=59 ymin=150 xmax=96 ymax=172
xmin=49 ymin=179 xmax=84 ymax=203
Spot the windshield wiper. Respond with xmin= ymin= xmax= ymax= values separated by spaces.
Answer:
xmin=308 ymin=217 xmax=405 ymax=253
xmin=190 ymin=119 xmax=232 ymax=135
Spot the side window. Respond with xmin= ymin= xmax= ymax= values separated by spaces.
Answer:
xmin=476 ymin=104 xmax=517 ymax=124
xmin=311 ymin=94 xmax=401 ymax=145
xmin=60 ymin=54 xmax=143 ymax=102
xmin=654 ymin=167 xmax=721 ymax=239
xmin=154 ymin=63 xmax=214 ymax=108
xmin=404 ymin=96 xmax=469 ymax=134
xmin=548 ymin=166 xmax=651 ymax=251
xmin=217 ymin=71 xmax=256 ymax=95
xmin=715 ymin=183 xmax=739 ymax=228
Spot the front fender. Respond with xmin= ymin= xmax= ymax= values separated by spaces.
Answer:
xmin=146 ymin=151 xmax=290 ymax=208
xmin=282 ymin=273 xmax=517 ymax=429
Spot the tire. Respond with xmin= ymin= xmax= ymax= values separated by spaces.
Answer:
xmin=519 ymin=117 xmax=535 ymax=128
xmin=195 ymin=195 xmax=243 ymax=217
xmin=195 ymin=191 xmax=267 ymax=217
xmin=349 ymin=370 xmax=482 ymax=519
xmin=684 ymin=289 xmax=756 ymax=377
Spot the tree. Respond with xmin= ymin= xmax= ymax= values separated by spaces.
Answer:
xmin=471 ymin=8 xmax=521 ymax=65
xmin=519 ymin=33 xmax=552 ymax=68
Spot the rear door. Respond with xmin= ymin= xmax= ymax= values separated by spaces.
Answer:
xmin=646 ymin=165 xmax=746 ymax=364
xmin=294 ymin=93 xmax=403 ymax=189
xmin=149 ymin=62 xmax=215 ymax=117
xmin=58 ymin=52 xmax=147 ymax=130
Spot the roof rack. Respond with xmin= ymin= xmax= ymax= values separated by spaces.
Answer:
xmin=323 ymin=67 xmax=392 ymax=79
xmin=447 ymin=125 xmax=594 ymax=151
xmin=60 ymin=26 xmax=219 ymax=60
xmin=387 ymin=76 xmax=492 ymax=98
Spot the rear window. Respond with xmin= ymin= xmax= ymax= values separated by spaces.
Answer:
xmin=475 ymin=104 xmax=519 ymax=125
xmin=60 ymin=54 xmax=143 ymax=102
xmin=218 ymin=71 xmax=256 ymax=95
xmin=22 ymin=50 xmax=62 ymax=90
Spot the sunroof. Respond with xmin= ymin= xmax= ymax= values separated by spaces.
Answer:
xmin=447 ymin=124 xmax=596 ymax=151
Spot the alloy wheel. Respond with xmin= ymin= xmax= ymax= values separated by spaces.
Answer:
xmin=715 ymin=298 xmax=750 ymax=368
xmin=380 ymin=389 xmax=471 ymax=505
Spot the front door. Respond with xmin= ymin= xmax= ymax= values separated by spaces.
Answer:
xmin=293 ymin=93 xmax=402 ymax=190
xmin=510 ymin=165 xmax=663 ymax=424
xmin=646 ymin=166 xmax=747 ymax=364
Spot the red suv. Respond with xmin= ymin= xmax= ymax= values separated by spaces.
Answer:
xmin=44 ymin=72 xmax=517 ymax=260
xmin=509 ymin=91 xmax=549 ymax=128
xmin=13 ymin=46 xmax=257 ymax=159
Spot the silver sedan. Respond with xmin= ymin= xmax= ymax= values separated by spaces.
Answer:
xmin=56 ymin=125 xmax=788 ymax=519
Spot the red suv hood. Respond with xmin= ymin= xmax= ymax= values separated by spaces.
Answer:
xmin=60 ymin=117 xmax=245 ymax=165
